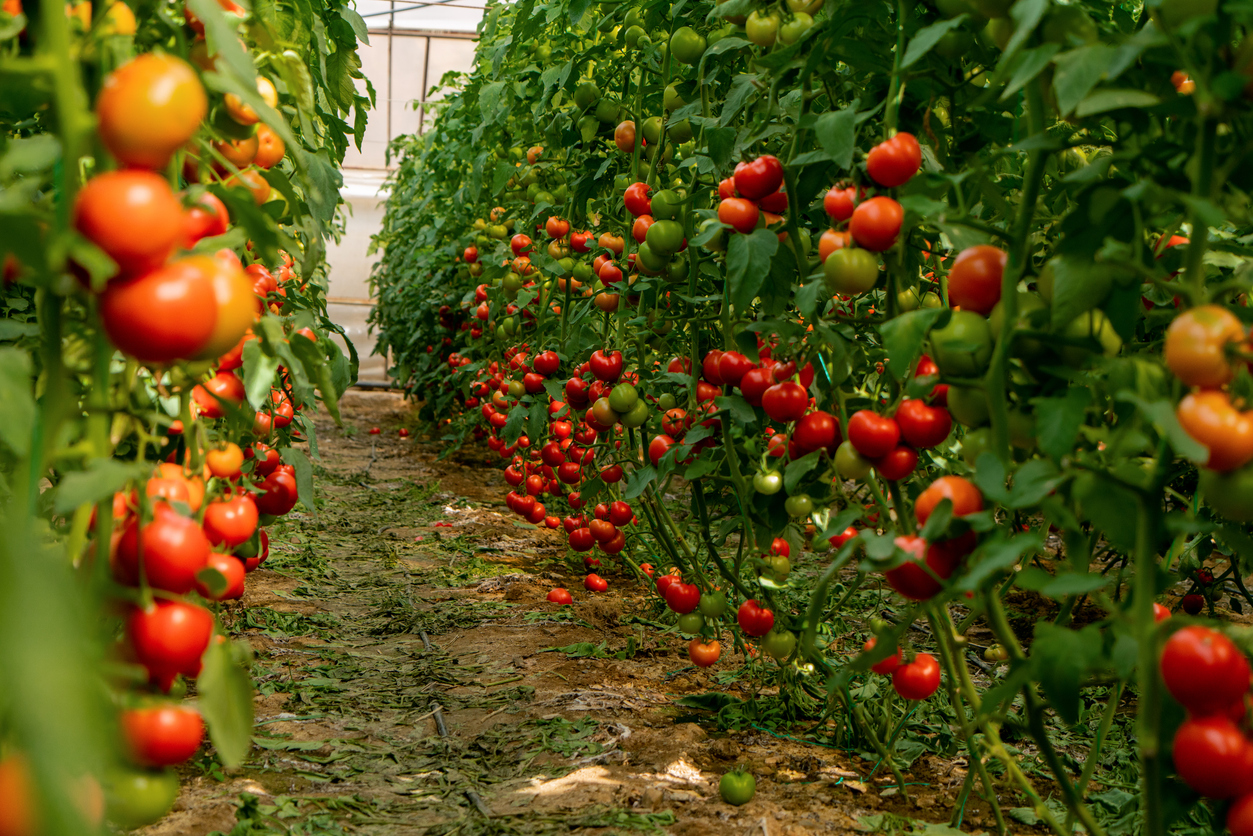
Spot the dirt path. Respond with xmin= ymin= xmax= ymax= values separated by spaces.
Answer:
xmin=143 ymin=391 xmax=1005 ymax=836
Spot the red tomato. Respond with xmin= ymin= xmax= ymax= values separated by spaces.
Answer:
xmin=739 ymin=366 xmax=776 ymax=406
xmin=893 ymin=653 xmax=941 ymax=700
xmin=847 ymin=410 xmax=900 ymax=458
xmin=1229 ymin=794 xmax=1253 ymax=836
xmin=589 ymin=349 xmax=624 ymax=382
xmin=624 ymin=181 xmax=652 ymax=217
xmin=649 ymin=434 xmax=677 ymax=465
xmin=656 ymin=573 xmax=682 ymax=597
xmin=1161 ymin=626 xmax=1252 ymax=716
xmin=718 ymin=197 xmax=759 ymax=234
xmin=761 ymin=381 xmax=809 ymax=423
xmin=702 ymin=350 xmax=726 ymax=384
xmin=96 ymin=53 xmax=207 ymax=170
xmin=689 ymin=639 xmax=722 ymax=667
xmin=608 ymin=501 xmax=633 ymax=526
xmin=183 ymin=192 xmax=230 ymax=248
xmin=849 ymin=196 xmax=903 ymax=252
xmin=948 ymin=245 xmax=1007 ymax=316
xmin=75 ymin=170 xmax=185 ymax=277
xmin=202 ymin=493 xmax=259 ymax=548
xmin=197 ymin=552 xmax=246 ymax=601
xmin=1173 ymin=715 xmax=1253 ymax=798
xmin=545 ymin=216 xmax=570 ymax=239
xmin=737 ymin=599 xmax=775 ymax=637
xmin=584 ymin=573 xmax=609 ymax=592
xmin=192 ymin=370 xmax=245 ymax=419
xmin=863 ymin=637 xmax=902 ymax=675
xmin=510 ymin=233 xmax=532 ymax=257
xmin=884 ymin=534 xmax=969 ymax=600
xmin=823 ymin=186 xmax=857 ymax=221
xmin=121 ymin=705 xmax=205 ymax=768
xmin=733 ymin=155 xmax=784 ymax=200
xmin=792 ymin=410 xmax=840 ymax=453
xmin=126 ymin=600 xmax=214 ymax=691
xmin=914 ymin=476 xmax=983 ymax=524
xmin=569 ymin=527 xmax=595 ymax=551
xmin=114 ymin=503 xmax=211 ymax=594
xmin=255 ymin=468 xmax=299 ymax=516
xmin=759 ymin=189 xmax=788 ymax=213
xmin=718 ymin=351 xmax=754 ymax=386
xmin=1154 ymin=602 xmax=1171 ymax=622
xmin=533 ymin=350 xmax=560 ymax=376
xmin=547 ymin=587 xmax=573 ymax=605
xmin=665 ymin=581 xmax=702 ymax=614
xmin=866 ymin=132 xmax=922 ymax=188
xmin=894 ymin=399 xmax=952 ymax=449
xmin=100 ymin=256 xmax=219 ymax=363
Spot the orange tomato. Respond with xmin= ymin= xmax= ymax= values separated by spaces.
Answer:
xmin=73 ymin=170 xmax=184 ymax=278
xmin=1177 ymin=390 xmax=1253 ymax=472
xmin=253 ymin=124 xmax=285 ymax=169
xmin=1164 ymin=305 xmax=1246 ymax=389
xmin=211 ymin=133 xmax=259 ymax=169
xmin=96 ymin=54 xmax=207 ymax=170
xmin=206 ymin=442 xmax=244 ymax=478
xmin=192 ymin=256 xmax=256 ymax=360
xmin=224 ymin=77 xmax=278 ymax=126
xmin=817 ymin=228 xmax=850 ymax=261
xmin=614 ymin=120 xmax=637 ymax=153
xmin=225 ymin=168 xmax=271 ymax=205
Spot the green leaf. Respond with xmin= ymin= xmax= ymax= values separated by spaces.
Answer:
xmin=1017 ymin=567 xmax=1109 ymax=597
xmin=813 ymin=108 xmax=857 ymax=170
xmin=957 ymin=532 xmax=1043 ymax=591
xmin=1048 ymin=253 xmax=1112 ymax=329
xmin=901 ymin=16 xmax=967 ymax=68
xmin=1030 ymin=623 xmax=1100 ymax=724
xmin=973 ymin=452 xmax=1011 ymax=504
xmin=0 ymin=135 xmax=60 ymax=178
xmin=242 ymin=336 xmax=280 ymax=412
xmin=0 ymin=348 xmax=34 ymax=456
xmin=706 ymin=127 xmax=736 ymax=171
xmin=1075 ymin=89 xmax=1160 ymax=117
xmin=1032 ymin=389 xmax=1090 ymax=462
xmin=53 ymin=460 xmax=148 ymax=515
xmin=1001 ymin=44 xmax=1061 ymax=101
xmin=338 ymin=6 xmax=369 ymax=44
xmin=877 ymin=308 xmax=947 ymax=381
xmin=1052 ymin=45 xmax=1117 ymax=116
xmin=918 ymin=498 xmax=954 ymax=542
xmin=1116 ymin=393 xmax=1207 ymax=464
xmin=197 ymin=638 xmax=255 ymax=768
xmin=783 ymin=450 xmax=822 ymax=494
xmin=726 ymin=229 xmax=779 ymax=311
xmin=1073 ymin=473 xmax=1139 ymax=552
xmin=1002 ymin=0 xmax=1048 ymax=62
xmin=1006 ymin=459 xmax=1061 ymax=509
xmin=623 ymin=465 xmax=656 ymax=500
xmin=280 ymin=447 xmax=316 ymax=516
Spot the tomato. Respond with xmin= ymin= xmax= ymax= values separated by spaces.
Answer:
xmin=761 ymin=381 xmax=809 ymax=422
xmin=1172 ymin=715 xmax=1253 ymax=798
xmin=752 ymin=470 xmax=782 ymax=495
xmin=121 ymin=705 xmax=204 ymax=767
xmin=778 ymin=12 xmax=813 ymax=44
xmin=589 ymin=349 xmax=623 ymax=381
xmin=1161 ymin=625 xmax=1252 ymax=716
xmin=670 ymin=26 xmax=707 ymax=64
xmin=1153 ymin=602 xmax=1172 ymax=622
xmin=948 ymin=245 xmax=1007 ymax=315
xmin=849 ymin=196 xmax=903 ymax=251
xmin=793 ymin=410 xmax=839 ymax=453
xmin=745 ymin=8 xmax=780 ymax=45
xmin=192 ymin=370 xmax=246 ymax=419
xmin=203 ymin=492 xmax=259 ymax=548
xmin=607 ymin=382 xmax=638 ymax=413
xmin=74 ymin=170 xmax=184 ymax=277
xmin=914 ymin=476 xmax=983 ymax=524
xmin=183 ymin=192 xmax=230 ymax=248
xmin=762 ymin=629 xmax=797 ymax=660
xmin=894 ymin=399 xmax=952 ymax=449
xmin=96 ymin=54 xmax=207 ymax=169
xmin=651 ymin=189 xmax=683 ymax=220
xmin=893 ymin=653 xmax=941 ymax=700
xmin=718 ymin=197 xmax=760 ymax=234
xmin=206 ymin=442 xmax=244 ymax=478
xmin=885 ymin=534 xmax=967 ymax=600
xmin=665 ymin=581 xmax=701 ymax=614
xmin=614 ymin=120 xmax=637 ymax=153
xmin=1177 ymin=391 xmax=1253 ymax=472
xmin=1230 ymin=794 xmax=1253 ymax=836
xmin=254 ymin=123 xmax=286 ymax=169
xmin=1181 ymin=593 xmax=1204 ymax=615
xmin=212 ymin=134 xmax=259 ymax=169
xmin=689 ymin=638 xmax=722 ymax=667
xmin=103 ymin=768 xmax=180 ymax=830
xmin=847 ymin=410 xmax=900 ymax=458
xmin=1199 ymin=464 xmax=1253 ymax=522
xmin=608 ymin=501 xmax=633 ymax=526
xmin=101 ymin=256 xmax=219 ymax=364
xmin=739 ymin=366 xmax=775 ymax=406
xmin=874 ymin=445 xmax=918 ymax=480
xmin=255 ymin=468 xmax=299 ymax=516
xmin=547 ymin=587 xmax=573 ymax=605
xmin=734 ymin=156 xmax=784 ymax=200
xmin=620 ymin=182 xmax=653 ymax=220
xmin=824 ymin=186 xmax=857 ymax=221
xmin=223 ymin=76 xmax=278 ymax=125
xmin=698 ymin=590 xmax=728 ymax=618
xmin=584 ymin=572 xmax=608 ymax=592
xmin=127 ymin=599 xmax=214 ymax=690
xmin=719 ymin=770 xmax=756 ymax=805
xmin=649 ymin=434 xmax=678 ymax=466
xmin=863 ymin=637 xmax=902 ymax=674
xmin=198 ymin=551 xmax=246 ymax=600
xmin=677 ymin=612 xmax=705 ymax=633
xmin=834 ymin=440 xmax=873 ymax=479
xmin=737 ymin=599 xmax=775 ymax=636
xmin=866 ymin=132 xmax=921 ymax=187
xmin=930 ymin=311 xmax=994 ymax=376
xmin=823 ymin=247 xmax=880 ymax=294
xmin=1164 ymin=304 xmax=1246 ymax=388
xmin=114 ymin=503 xmax=211 ymax=594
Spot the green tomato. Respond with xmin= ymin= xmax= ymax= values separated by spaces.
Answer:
xmin=573 ymin=81 xmax=601 ymax=109
xmin=699 ymin=217 xmax=726 ymax=252
xmin=658 ymin=392 xmax=678 ymax=411
xmin=946 ymin=385 xmax=989 ymax=428
xmin=646 ymin=220 xmax=685 ymax=256
xmin=607 ymin=382 xmax=639 ymax=413
xmin=784 ymin=493 xmax=814 ymax=518
xmin=1200 ymin=464 xmax=1253 ymax=522
xmin=960 ymin=427 xmax=992 ymax=465
xmin=921 ymin=291 xmax=943 ymax=308
xmin=823 ymin=248 xmax=880 ymax=295
xmin=636 ymin=241 xmax=670 ymax=273
xmin=573 ymin=261 xmax=594 ymax=282
xmin=745 ymin=10 xmax=780 ymax=46
xmin=778 ymin=12 xmax=813 ymax=45
xmin=623 ymin=7 xmax=644 ymax=27
xmin=595 ymin=98 xmax=621 ymax=124
xmin=663 ymin=83 xmax=687 ymax=111
xmin=785 ymin=0 xmax=823 ymax=13
xmin=642 ymin=115 xmax=664 ymax=146
xmin=988 ymin=292 xmax=1047 ymax=359
xmin=677 ymin=612 xmax=705 ymax=634
xmin=556 ymin=257 xmax=574 ymax=277
xmin=934 ymin=29 xmax=973 ymax=60
xmin=670 ymin=26 xmax=707 ymax=64
xmin=668 ymin=118 xmax=694 ymax=144
xmin=707 ymin=24 xmax=739 ymax=45
xmin=834 ymin=440 xmax=873 ymax=479
xmin=698 ymin=590 xmax=728 ymax=618
xmin=651 ymin=189 xmax=683 ymax=220
xmin=753 ymin=470 xmax=783 ymax=495
xmin=535 ymin=43 xmax=552 ymax=62
xmin=930 ymin=310 xmax=993 ymax=376
xmin=983 ymin=643 xmax=1009 ymax=662
xmin=765 ymin=554 xmax=791 ymax=580
xmin=762 ymin=629 xmax=797 ymax=660
xmin=507 ymin=379 xmax=526 ymax=398
xmin=898 ymin=287 xmax=921 ymax=311
xmin=105 ymin=768 xmax=180 ymax=830
xmin=1060 ymin=309 xmax=1122 ymax=366
xmin=620 ymin=398 xmax=651 ymax=428
xmin=1042 ymin=5 xmax=1098 ymax=44
xmin=720 ymin=770 xmax=757 ymax=806
xmin=933 ymin=0 xmax=979 ymax=17
xmin=982 ymin=17 xmax=1013 ymax=49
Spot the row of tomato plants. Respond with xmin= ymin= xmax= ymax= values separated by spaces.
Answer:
xmin=0 ymin=0 xmax=366 ymax=830
xmin=372 ymin=0 xmax=1253 ymax=832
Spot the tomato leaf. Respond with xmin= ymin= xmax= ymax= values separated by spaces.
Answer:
xmin=197 ymin=638 xmax=255 ymax=769
xmin=1052 ymin=45 xmax=1118 ymax=116
xmin=972 ymin=452 xmax=1011 ymax=505
xmin=1000 ymin=44 xmax=1061 ymax=102
xmin=1031 ymin=389 xmax=1090 ymax=462
xmin=726 ymin=229 xmax=779 ymax=311
xmin=1048 ymin=253 xmax=1112 ymax=330
xmin=1007 ymin=459 xmax=1061 ymax=509
xmin=957 ymin=531 xmax=1043 ymax=592
xmin=901 ymin=16 xmax=967 ymax=69
xmin=623 ymin=465 xmax=656 ymax=500
xmin=52 ymin=459 xmax=147 ymax=516
xmin=877 ymin=308 xmax=947 ymax=382
xmin=813 ymin=108 xmax=857 ymax=170
xmin=280 ymin=447 xmax=317 ymax=516
xmin=918 ymin=499 xmax=954 ymax=542
xmin=1116 ymin=393 xmax=1207 ymax=464
xmin=1074 ymin=89 xmax=1161 ymax=117
xmin=783 ymin=450 xmax=822 ymax=495
xmin=0 ymin=348 xmax=34 ymax=457
xmin=1029 ymin=623 xmax=1101 ymax=725
xmin=714 ymin=394 xmax=757 ymax=427
xmin=1017 ymin=567 xmax=1108 ymax=597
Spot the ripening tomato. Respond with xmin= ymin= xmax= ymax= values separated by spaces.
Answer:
xmin=893 ymin=653 xmax=941 ymax=700
xmin=114 ymin=503 xmax=211 ymax=594
xmin=718 ymin=197 xmax=760 ymax=234
xmin=1164 ymin=305 xmax=1246 ymax=388
xmin=817 ymin=228 xmax=851 ymax=261
xmin=689 ymin=639 xmax=722 ymax=667
xmin=849 ymin=196 xmax=903 ymax=251
xmin=202 ymin=492 xmax=259 ymax=548
xmin=866 ymin=132 xmax=922 ymax=187
xmin=947 ymin=245 xmax=1007 ymax=315
xmin=914 ymin=475 xmax=983 ymax=524
xmin=1173 ymin=715 xmax=1253 ymax=798
xmin=74 ymin=170 xmax=184 ymax=277
xmin=847 ymin=410 xmax=900 ymax=458
xmin=624 ymin=181 xmax=652 ymax=217
xmin=127 ymin=599 xmax=214 ymax=691
xmin=253 ymin=123 xmax=286 ymax=169
xmin=205 ymin=443 xmax=244 ymax=479
xmin=96 ymin=54 xmax=207 ymax=169
xmin=121 ymin=705 xmax=205 ymax=768
xmin=733 ymin=155 xmax=784 ymax=200
xmin=894 ymin=399 xmax=952 ymax=449
xmin=211 ymin=134 xmax=259 ymax=169
xmin=823 ymin=248 xmax=880 ymax=294
xmin=1177 ymin=391 xmax=1253 ymax=472
xmin=101 ymin=256 xmax=219 ymax=364
xmin=614 ymin=120 xmax=637 ymax=153
xmin=1161 ymin=625 xmax=1252 ymax=717
xmin=194 ymin=256 xmax=255 ymax=360
xmin=863 ymin=637 xmax=902 ymax=674
xmin=737 ymin=599 xmax=774 ymax=637
xmin=223 ymin=76 xmax=278 ymax=125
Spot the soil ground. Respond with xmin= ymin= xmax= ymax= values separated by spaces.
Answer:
xmin=141 ymin=391 xmax=1049 ymax=836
